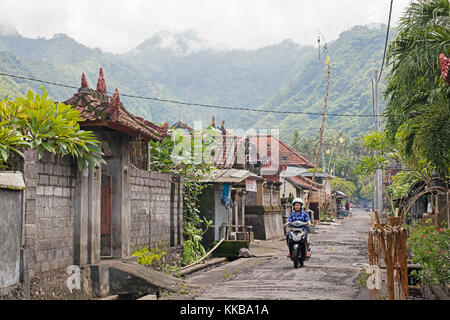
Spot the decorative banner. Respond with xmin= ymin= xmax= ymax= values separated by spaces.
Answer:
xmin=246 ymin=177 xmax=257 ymax=192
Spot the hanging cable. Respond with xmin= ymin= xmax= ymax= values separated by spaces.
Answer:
xmin=0 ymin=71 xmax=396 ymax=117
xmin=377 ymin=0 xmax=394 ymax=83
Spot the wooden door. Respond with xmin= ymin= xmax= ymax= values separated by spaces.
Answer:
xmin=101 ymin=174 xmax=112 ymax=257
xmin=310 ymin=202 xmax=319 ymax=222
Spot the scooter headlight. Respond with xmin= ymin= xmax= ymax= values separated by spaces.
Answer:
xmin=292 ymin=233 xmax=303 ymax=242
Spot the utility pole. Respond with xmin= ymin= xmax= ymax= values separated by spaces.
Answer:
xmin=306 ymin=54 xmax=330 ymax=211
xmin=372 ymin=70 xmax=383 ymax=214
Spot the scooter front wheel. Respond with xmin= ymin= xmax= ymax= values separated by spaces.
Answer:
xmin=292 ymin=244 xmax=299 ymax=268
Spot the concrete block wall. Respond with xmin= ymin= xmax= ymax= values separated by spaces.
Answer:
xmin=129 ymin=167 xmax=183 ymax=255
xmin=19 ymin=150 xmax=76 ymax=277
xmin=5 ymin=147 xmax=186 ymax=281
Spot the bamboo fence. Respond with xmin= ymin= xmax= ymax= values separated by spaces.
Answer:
xmin=368 ymin=209 xmax=409 ymax=300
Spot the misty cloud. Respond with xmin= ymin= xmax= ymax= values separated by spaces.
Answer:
xmin=0 ymin=0 xmax=412 ymax=53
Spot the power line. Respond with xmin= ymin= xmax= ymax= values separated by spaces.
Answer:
xmin=0 ymin=71 xmax=389 ymax=118
xmin=377 ymin=0 xmax=394 ymax=83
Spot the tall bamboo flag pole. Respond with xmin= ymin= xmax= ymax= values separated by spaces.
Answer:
xmin=306 ymin=54 xmax=331 ymax=212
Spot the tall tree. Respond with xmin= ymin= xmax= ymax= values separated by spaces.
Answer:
xmin=383 ymin=0 xmax=450 ymax=177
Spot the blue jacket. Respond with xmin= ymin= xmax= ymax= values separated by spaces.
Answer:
xmin=288 ymin=210 xmax=310 ymax=224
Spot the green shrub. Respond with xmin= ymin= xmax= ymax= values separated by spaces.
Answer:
xmin=407 ymin=219 xmax=449 ymax=285
xmin=131 ymin=244 xmax=166 ymax=269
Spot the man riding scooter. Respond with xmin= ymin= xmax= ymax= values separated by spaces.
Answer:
xmin=284 ymin=198 xmax=312 ymax=258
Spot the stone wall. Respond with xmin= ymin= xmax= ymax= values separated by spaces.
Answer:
xmin=129 ymin=167 xmax=183 ymax=261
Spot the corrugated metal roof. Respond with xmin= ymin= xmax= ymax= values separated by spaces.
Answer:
xmin=301 ymin=172 xmax=335 ymax=179
xmin=199 ymin=168 xmax=254 ymax=183
xmin=332 ymin=190 xmax=349 ymax=198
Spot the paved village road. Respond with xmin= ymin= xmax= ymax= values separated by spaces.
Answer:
xmin=187 ymin=208 xmax=372 ymax=300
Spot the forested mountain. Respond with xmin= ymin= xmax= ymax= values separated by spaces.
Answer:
xmin=0 ymin=24 xmax=393 ymax=141
xmin=235 ymin=25 xmax=394 ymax=139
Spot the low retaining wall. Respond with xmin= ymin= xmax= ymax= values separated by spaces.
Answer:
xmin=0 ymin=171 xmax=25 ymax=289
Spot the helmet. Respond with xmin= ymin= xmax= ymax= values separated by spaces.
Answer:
xmin=292 ymin=198 xmax=304 ymax=206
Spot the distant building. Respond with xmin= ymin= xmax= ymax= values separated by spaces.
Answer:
xmin=300 ymin=172 xmax=334 ymax=221
xmin=195 ymin=120 xmax=318 ymax=241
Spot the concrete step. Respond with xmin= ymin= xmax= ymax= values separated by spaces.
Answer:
xmin=108 ymin=261 xmax=194 ymax=295
xmin=90 ymin=260 xmax=197 ymax=298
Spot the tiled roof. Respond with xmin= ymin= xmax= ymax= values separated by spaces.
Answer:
xmin=211 ymin=135 xmax=247 ymax=169
xmin=207 ymin=134 xmax=314 ymax=174
xmin=64 ymin=86 xmax=167 ymax=141
xmin=63 ymin=70 xmax=168 ymax=141
xmin=286 ymin=175 xmax=322 ymax=191
xmin=248 ymin=135 xmax=315 ymax=169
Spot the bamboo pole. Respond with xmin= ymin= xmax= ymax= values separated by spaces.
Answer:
xmin=400 ymin=227 xmax=409 ymax=299
xmin=368 ymin=210 xmax=409 ymax=300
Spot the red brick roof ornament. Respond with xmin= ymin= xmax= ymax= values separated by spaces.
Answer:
xmin=97 ymin=67 xmax=107 ymax=93
xmin=64 ymin=70 xmax=168 ymax=142
xmin=109 ymin=88 xmax=120 ymax=122
xmin=81 ymin=72 xmax=89 ymax=88
xmin=440 ymin=53 xmax=450 ymax=84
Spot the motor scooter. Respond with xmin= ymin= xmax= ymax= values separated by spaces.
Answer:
xmin=287 ymin=220 xmax=309 ymax=268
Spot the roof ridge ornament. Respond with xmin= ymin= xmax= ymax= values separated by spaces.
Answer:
xmin=97 ymin=67 xmax=107 ymax=93
xmin=109 ymin=88 xmax=120 ymax=122
xmin=81 ymin=72 xmax=89 ymax=88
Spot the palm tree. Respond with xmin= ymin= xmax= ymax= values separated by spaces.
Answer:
xmin=383 ymin=0 xmax=449 ymax=177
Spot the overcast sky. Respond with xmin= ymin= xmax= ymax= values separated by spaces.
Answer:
xmin=0 ymin=0 xmax=412 ymax=53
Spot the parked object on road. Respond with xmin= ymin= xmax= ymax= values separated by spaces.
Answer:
xmin=287 ymin=221 xmax=310 ymax=268
xmin=238 ymin=248 xmax=252 ymax=258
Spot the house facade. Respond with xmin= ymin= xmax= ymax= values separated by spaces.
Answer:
xmin=198 ymin=168 xmax=258 ymax=247
xmin=195 ymin=122 xmax=317 ymax=240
